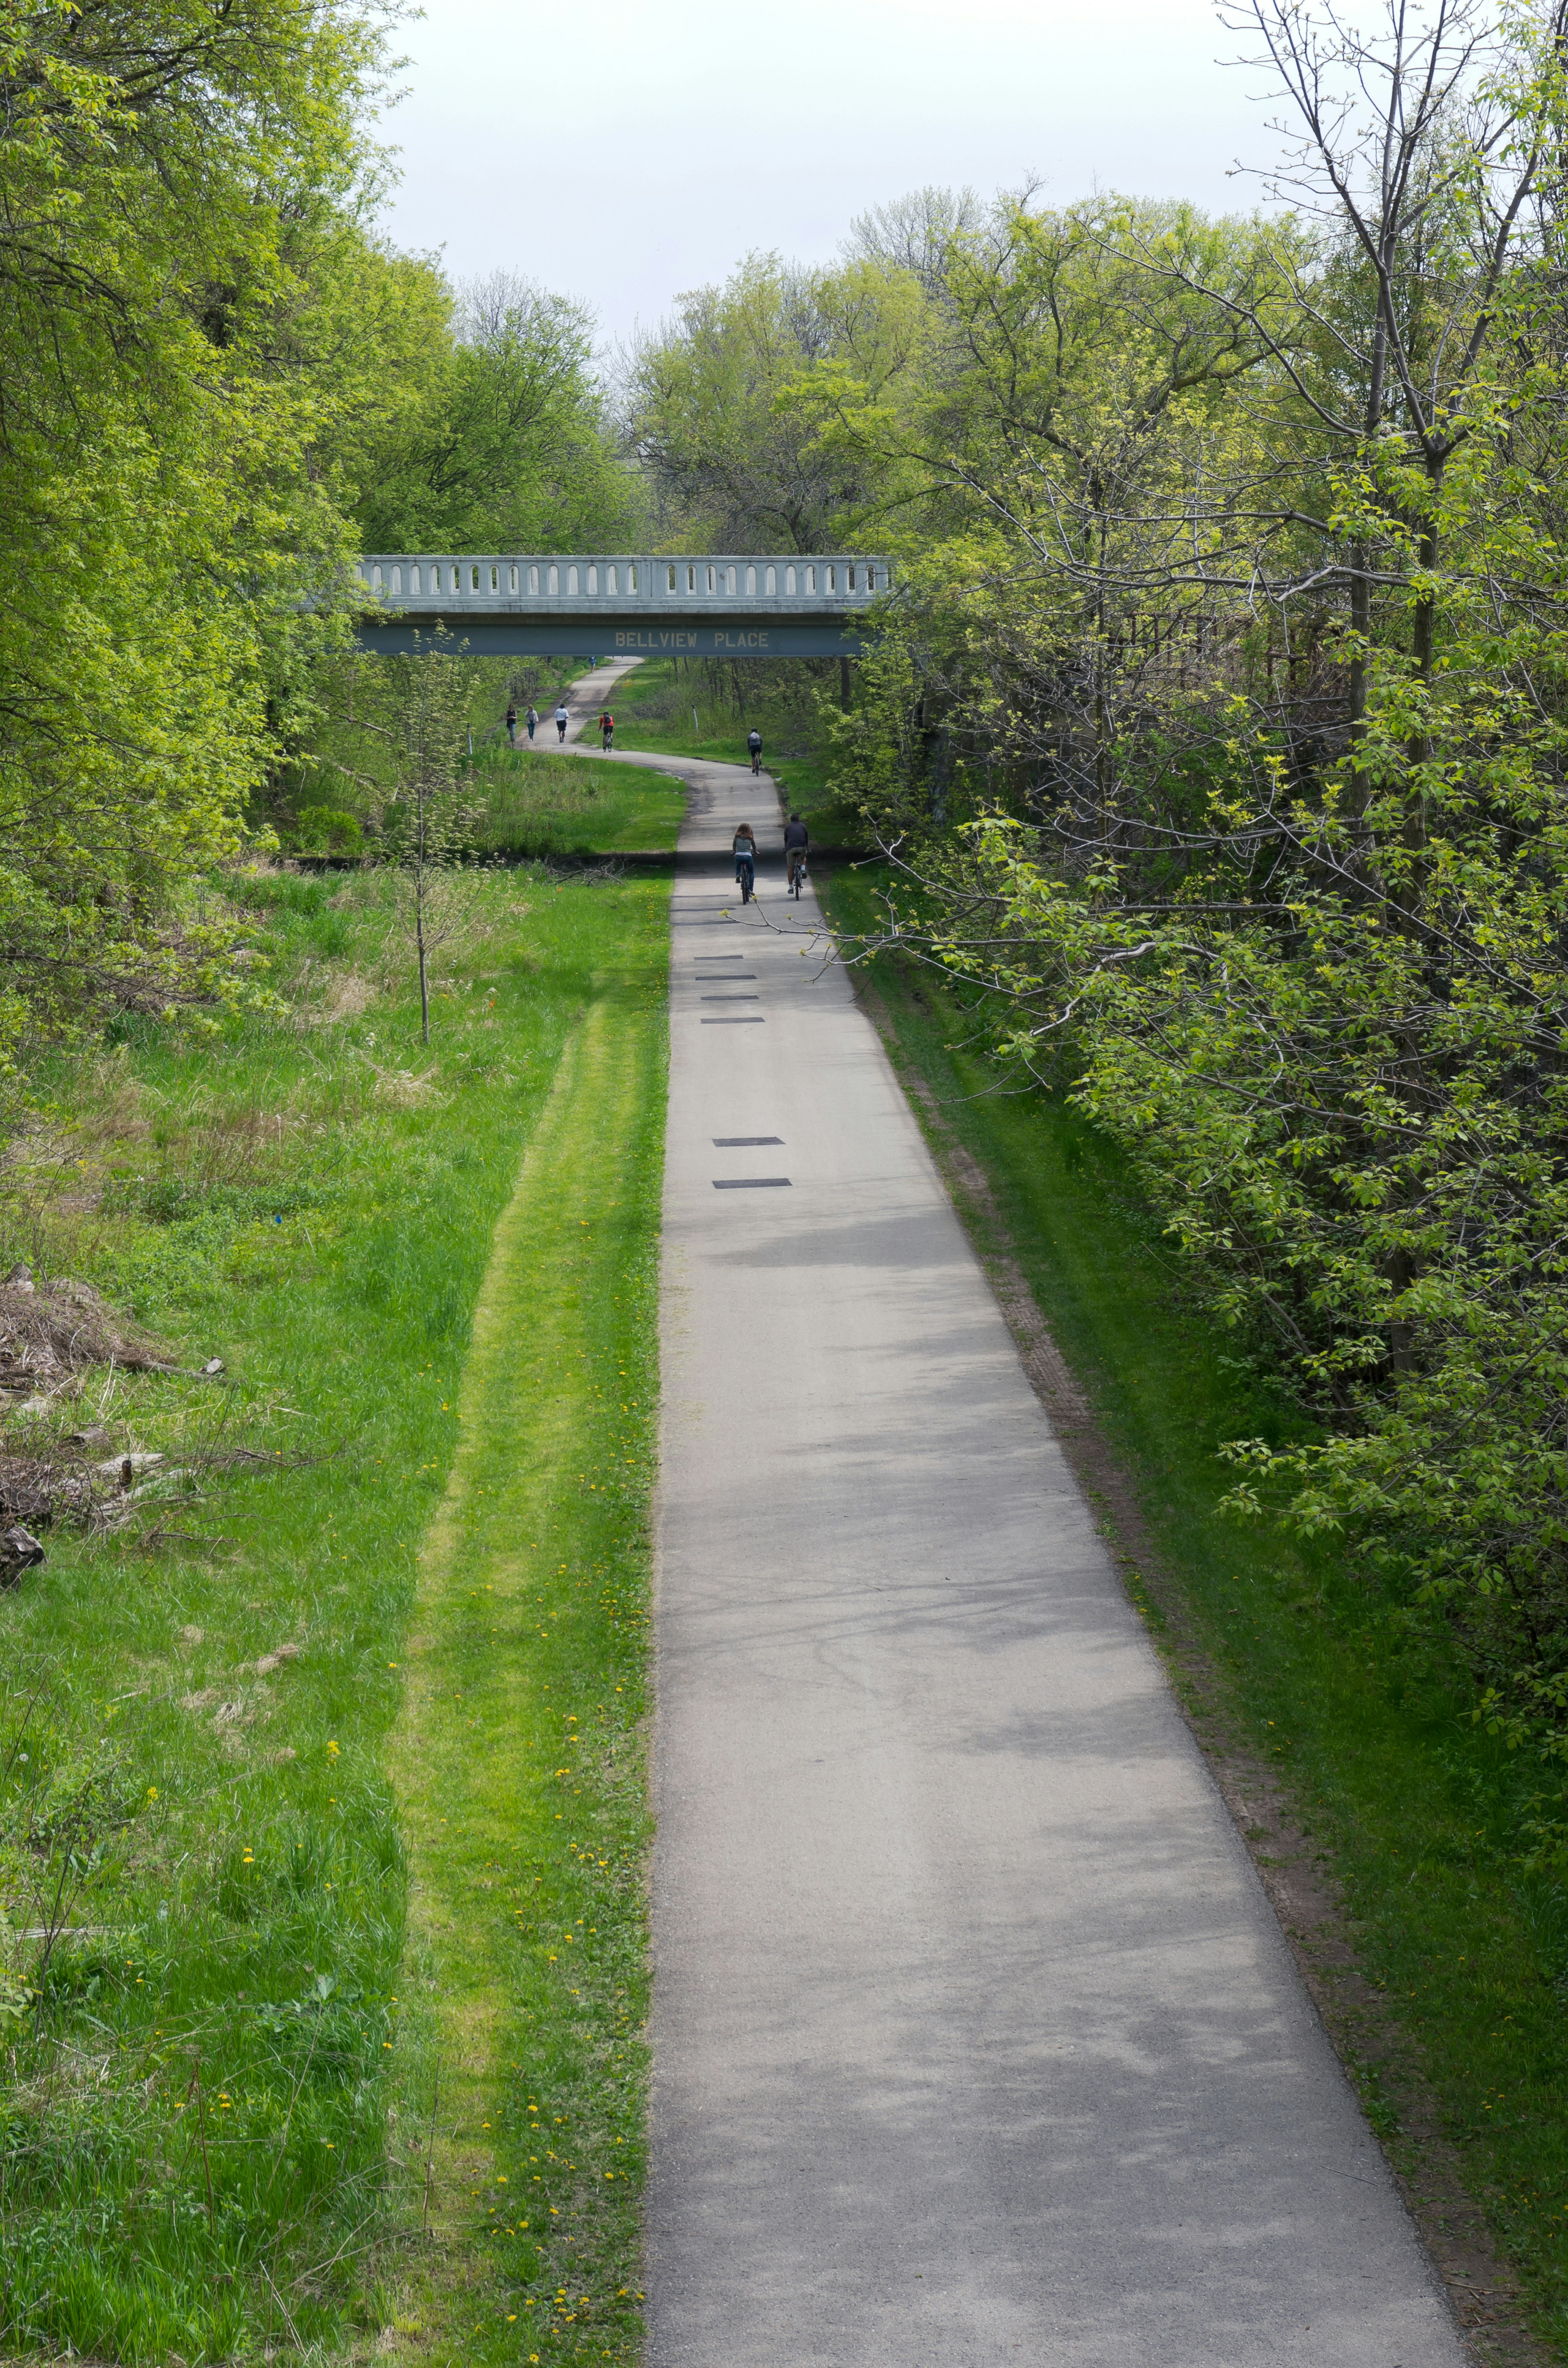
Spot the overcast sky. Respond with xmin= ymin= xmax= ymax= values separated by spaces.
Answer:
xmin=379 ymin=0 xmax=1278 ymax=345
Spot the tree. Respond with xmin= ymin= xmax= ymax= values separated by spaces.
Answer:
xmin=1163 ymin=0 xmax=1568 ymax=752
xmin=830 ymin=6 xmax=1568 ymax=1787
xmin=842 ymin=183 xmax=984 ymax=298
xmin=0 ymin=0 xmax=410 ymax=1049
xmin=368 ymin=639 xmax=485 ymax=1046
xmin=356 ymin=270 xmax=641 ymax=554
xmin=623 ymin=252 xmax=931 ymax=550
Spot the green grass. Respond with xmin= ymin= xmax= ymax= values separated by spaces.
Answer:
xmin=384 ymin=945 xmax=665 ymax=2365
xmin=283 ymin=660 xmax=619 ymax=856
xmin=0 ymin=858 xmax=667 ymax=2364
xmin=469 ymin=745 xmax=686 ymax=856
xmin=608 ymin=657 xmax=862 ymax=843
xmin=824 ymin=865 xmax=1568 ymax=2356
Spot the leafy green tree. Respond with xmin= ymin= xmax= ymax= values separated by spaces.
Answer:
xmin=0 ymin=0 xmax=403 ymax=1047
xmin=835 ymin=2 xmax=1568 ymax=1804
xmin=624 ymin=251 xmax=932 ymax=550
xmin=356 ymin=270 xmax=641 ymax=554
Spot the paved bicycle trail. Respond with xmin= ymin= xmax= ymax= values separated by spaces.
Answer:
xmin=648 ymin=764 xmax=1466 ymax=2364
xmin=538 ymin=653 xmax=641 ymax=744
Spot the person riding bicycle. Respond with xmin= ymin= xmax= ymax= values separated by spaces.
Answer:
xmin=600 ymin=709 xmax=615 ymax=749
xmin=747 ymin=728 xmax=762 ymax=775
xmin=783 ymin=811 xmax=809 ymax=892
xmin=733 ymin=821 xmax=757 ymax=902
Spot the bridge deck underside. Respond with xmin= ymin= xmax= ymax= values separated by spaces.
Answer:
xmin=354 ymin=611 xmax=866 ymax=658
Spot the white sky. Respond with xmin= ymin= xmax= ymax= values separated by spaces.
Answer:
xmin=379 ymin=0 xmax=1278 ymax=345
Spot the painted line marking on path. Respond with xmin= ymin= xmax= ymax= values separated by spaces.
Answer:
xmin=712 ymin=1178 xmax=791 ymax=1189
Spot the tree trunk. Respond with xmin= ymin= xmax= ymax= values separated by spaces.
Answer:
xmin=1089 ymin=484 xmax=1110 ymax=811
xmin=1405 ymin=474 xmax=1440 ymax=861
xmin=1347 ymin=282 xmax=1390 ymax=773
xmin=1348 ymin=540 xmax=1369 ymax=740
xmin=417 ymin=888 xmax=430 ymax=1047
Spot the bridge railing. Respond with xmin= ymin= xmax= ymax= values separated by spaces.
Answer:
xmin=351 ymin=553 xmax=891 ymax=608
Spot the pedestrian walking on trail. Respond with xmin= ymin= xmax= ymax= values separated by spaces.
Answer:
xmin=733 ymin=821 xmax=757 ymax=903
xmin=505 ymin=701 xmax=517 ymax=747
xmin=555 ymin=702 xmax=570 ymax=744
xmin=526 ymin=704 xmax=539 ymax=742
xmin=600 ymin=709 xmax=615 ymax=749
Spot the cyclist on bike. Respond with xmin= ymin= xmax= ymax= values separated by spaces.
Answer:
xmin=783 ymin=811 xmax=808 ymax=894
xmin=733 ymin=821 xmax=757 ymax=902
xmin=747 ymin=728 xmax=762 ymax=775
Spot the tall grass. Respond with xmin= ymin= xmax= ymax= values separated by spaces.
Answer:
xmin=468 ymin=745 xmax=685 ymax=856
xmin=0 ymin=858 xmax=667 ymax=2361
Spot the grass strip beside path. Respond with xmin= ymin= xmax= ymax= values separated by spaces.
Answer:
xmin=472 ymin=747 xmax=688 ymax=858
xmin=383 ymin=966 xmax=666 ymax=2366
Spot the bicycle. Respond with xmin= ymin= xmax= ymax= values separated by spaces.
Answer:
xmin=735 ymin=857 xmax=755 ymax=904
xmin=787 ymin=848 xmax=807 ymax=899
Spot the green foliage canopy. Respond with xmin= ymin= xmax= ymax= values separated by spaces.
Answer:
xmin=354 ymin=270 xmax=642 ymax=555
xmin=0 ymin=0 xmax=405 ymax=1052
xmin=824 ymin=7 xmax=1568 ymax=1819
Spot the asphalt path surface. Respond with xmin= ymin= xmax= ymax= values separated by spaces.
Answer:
xmin=536 ymin=652 xmax=641 ymax=746
xmin=646 ymin=756 xmax=1469 ymax=2366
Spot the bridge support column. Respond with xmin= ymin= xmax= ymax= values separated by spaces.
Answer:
xmin=840 ymin=655 xmax=853 ymax=711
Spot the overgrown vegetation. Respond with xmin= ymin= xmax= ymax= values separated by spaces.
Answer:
xmin=0 ymin=860 xmax=666 ymax=2363
xmin=0 ymin=2 xmax=644 ymax=1053
xmin=826 ymin=867 xmax=1568 ymax=2350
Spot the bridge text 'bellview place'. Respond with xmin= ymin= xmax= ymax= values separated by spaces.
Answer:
xmin=351 ymin=552 xmax=893 ymax=657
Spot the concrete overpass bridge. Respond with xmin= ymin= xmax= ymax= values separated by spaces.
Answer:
xmin=350 ymin=552 xmax=890 ymax=659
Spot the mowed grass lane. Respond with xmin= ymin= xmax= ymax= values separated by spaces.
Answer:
xmin=386 ymin=980 xmax=665 ymax=2366
xmin=0 ymin=861 xmax=667 ymax=2367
